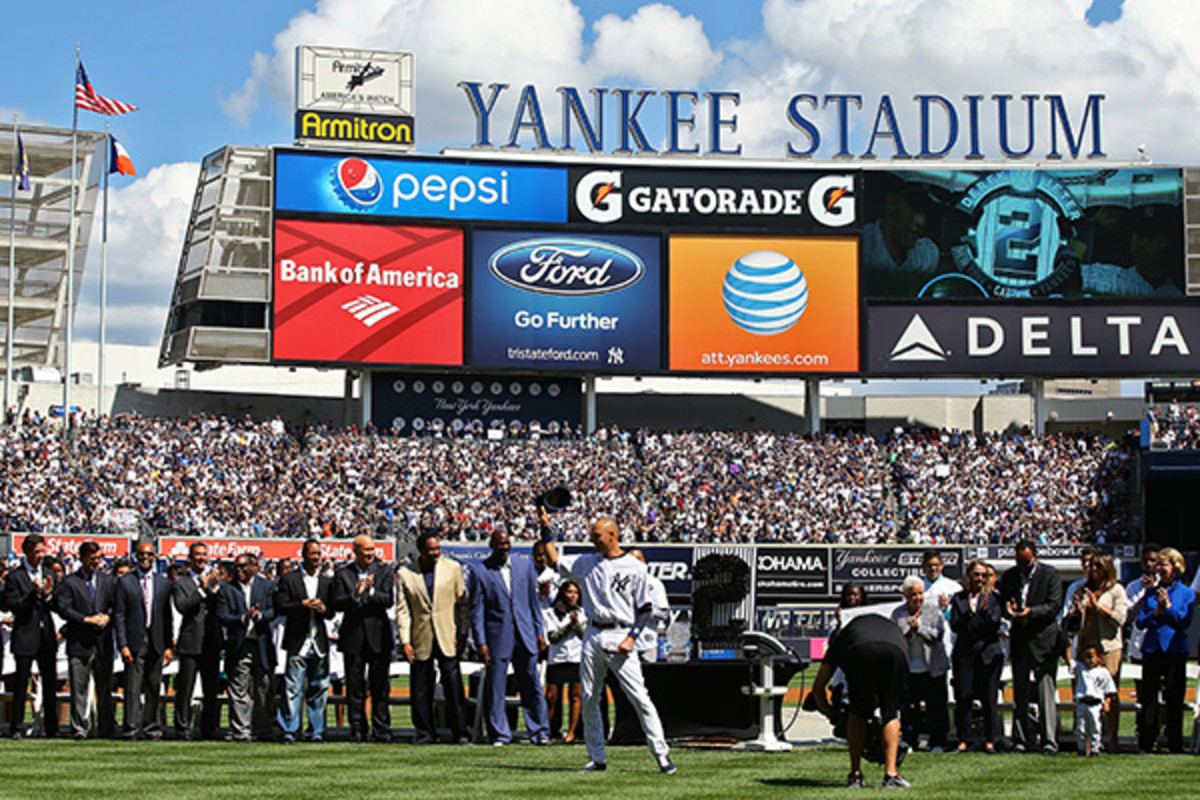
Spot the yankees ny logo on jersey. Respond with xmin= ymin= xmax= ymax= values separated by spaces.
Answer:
xmin=612 ymin=574 xmax=632 ymax=594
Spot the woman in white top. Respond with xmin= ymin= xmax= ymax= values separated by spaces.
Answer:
xmin=543 ymin=580 xmax=586 ymax=743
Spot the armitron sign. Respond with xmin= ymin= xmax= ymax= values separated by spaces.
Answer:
xmin=295 ymin=46 xmax=415 ymax=150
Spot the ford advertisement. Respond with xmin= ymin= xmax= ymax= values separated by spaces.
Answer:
xmin=469 ymin=229 xmax=662 ymax=372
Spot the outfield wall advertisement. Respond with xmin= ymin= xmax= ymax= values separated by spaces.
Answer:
xmin=470 ymin=229 xmax=662 ymax=371
xmin=668 ymin=235 xmax=859 ymax=373
xmin=272 ymin=218 xmax=464 ymax=366
xmin=867 ymin=302 xmax=1200 ymax=377
xmin=274 ymin=150 xmax=567 ymax=222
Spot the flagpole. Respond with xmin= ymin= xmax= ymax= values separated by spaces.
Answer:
xmin=99 ymin=122 xmax=109 ymax=419
xmin=65 ymin=46 xmax=79 ymax=434
xmin=5 ymin=115 xmax=16 ymax=420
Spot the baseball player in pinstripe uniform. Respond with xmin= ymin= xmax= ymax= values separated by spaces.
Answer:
xmin=540 ymin=508 xmax=675 ymax=775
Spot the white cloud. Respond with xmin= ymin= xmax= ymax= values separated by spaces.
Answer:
xmin=591 ymin=3 xmax=721 ymax=85
xmin=79 ymin=161 xmax=199 ymax=347
xmin=749 ymin=0 xmax=1200 ymax=162
xmin=222 ymin=0 xmax=595 ymax=146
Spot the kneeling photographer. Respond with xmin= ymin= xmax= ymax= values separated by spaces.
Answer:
xmin=810 ymin=613 xmax=911 ymax=789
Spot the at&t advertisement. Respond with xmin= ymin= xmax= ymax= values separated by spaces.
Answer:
xmin=470 ymin=229 xmax=662 ymax=371
xmin=668 ymin=235 xmax=859 ymax=373
xmin=272 ymin=219 xmax=464 ymax=365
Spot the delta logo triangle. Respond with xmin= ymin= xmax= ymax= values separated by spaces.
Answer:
xmin=889 ymin=313 xmax=949 ymax=361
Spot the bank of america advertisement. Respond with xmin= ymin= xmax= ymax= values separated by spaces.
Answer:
xmin=272 ymin=219 xmax=463 ymax=365
xmin=470 ymin=229 xmax=662 ymax=371
xmin=668 ymin=235 xmax=859 ymax=373
xmin=861 ymin=168 xmax=1184 ymax=301
xmin=273 ymin=149 xmax=567 ymax=222
xmin=866 ymin=302 xmax=1200 ymax=376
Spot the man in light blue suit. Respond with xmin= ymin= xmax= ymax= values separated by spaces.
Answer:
xmin=471 ymin=529 xmax=549 ymax=745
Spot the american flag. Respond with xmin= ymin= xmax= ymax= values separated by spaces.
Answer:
xmin=75 ymin=62 xmax=137 ymax=116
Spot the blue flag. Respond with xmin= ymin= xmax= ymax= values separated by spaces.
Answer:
xmin=16 ymin=133 xmax=30 ymax=192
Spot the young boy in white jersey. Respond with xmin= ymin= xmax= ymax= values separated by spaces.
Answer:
xmin=1074 ymin=645 xmax=1117 ymax=756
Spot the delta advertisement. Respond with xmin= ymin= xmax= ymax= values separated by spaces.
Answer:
xmin=368 ymin=372 xmax=581 ymax=435
xmin=866 ymin=302 xmax=1200 ymax=377
xmin=861 ymin=168 xmax=1185 ymax=301
xmin=273 ymin=149 xmax=567 ymax=222
xmin=569 ymin=167 xmax=859 ymax=233
xmin=272 ymin=218 xmax=463 ymax=366
xmin=470 ymin=229 xmax=662 ymax=372
xmin=668 ymin=235 xmax=859 ymax=373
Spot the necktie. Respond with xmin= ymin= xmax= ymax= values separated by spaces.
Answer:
xmin=142 ymin=574 xmax=153 ymax=624
xmin=88 ymin=574 xmax=96 ymax=602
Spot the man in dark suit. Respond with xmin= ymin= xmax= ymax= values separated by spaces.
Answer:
xmin=170 ymin=541 xmax=224 ymax=740
xmin=114 ymin=541 xmax=174 ymax=740
xmin=470 ymin=529 xmax=549 ymax=746
xmin=275 ymin=539 xmax=334 ymax=743
xmin=217 ymin=552 xmax=276 ymax=742
xmin=396 ymin=531 xmax=470 ymax=744
xmin=55 ymin=540 xmax=117 ymax=739
xmin=999 ymin=539 xmax=1064 ymax=754
xmin=5 ymin=533 xmax=61 ymax=738
xmin=331 ymin=534 xmax=395 ymax=743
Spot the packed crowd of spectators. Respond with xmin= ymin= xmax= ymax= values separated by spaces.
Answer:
xmin=0 ymin=412 xmax=1136 ymax=545
xmin=1147 ymin=402 xmax=1200 ymax=450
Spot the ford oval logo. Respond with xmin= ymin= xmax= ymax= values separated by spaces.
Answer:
xmin=488 ymin=238 xmax=644 ymax=296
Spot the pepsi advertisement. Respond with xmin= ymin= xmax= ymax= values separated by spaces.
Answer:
xmin=274 ymin=149 xmax=568 ymax=223
xmin=469 ymin=229 xmax=663 ymax=372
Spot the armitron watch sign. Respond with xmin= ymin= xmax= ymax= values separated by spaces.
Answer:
xmin=295 ymin=46 xmax=415 ymax=150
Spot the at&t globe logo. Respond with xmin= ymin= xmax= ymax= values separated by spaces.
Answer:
xmin=331 ymin=157 xmax=383 ymax=210
xmin=722 ymin=251 xmax=808 ymax=335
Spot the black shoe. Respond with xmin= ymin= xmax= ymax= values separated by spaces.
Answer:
xmin=658 ymin=756 xmax=677 ymax=775
xmin=847 ymin=771 xmax=865 ymax=788
xmin=579 ymin=761 xmax=607 ymax=773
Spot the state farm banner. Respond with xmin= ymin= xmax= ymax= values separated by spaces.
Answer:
xmin=158 ymin=537 xmax=396 ymax=563
xmin=11 ymin=533 xmax=131 ymax=558
xmin=272 ymin=218 xmax=464 ymax=366
xmin=866 ymin=302 xmax=1200 ymax=377
xmin=470 ymin=228 xmax=662 ymax=372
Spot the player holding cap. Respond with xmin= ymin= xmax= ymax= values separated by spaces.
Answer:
xmin=539 ymin=507 xmax=675 ymax=775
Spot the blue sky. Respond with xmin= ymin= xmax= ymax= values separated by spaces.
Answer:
xmin=0 ymin=0 xmax=1187 ymax=396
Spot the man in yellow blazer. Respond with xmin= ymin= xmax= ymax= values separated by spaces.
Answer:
xmin=396 ymin=531 xmax=471 ymax=744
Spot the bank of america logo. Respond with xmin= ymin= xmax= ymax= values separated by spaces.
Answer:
xmin=341 ymin=295 xmax=400 ymax=327
xmin=890 ymin=314 xmax=949 ymax=361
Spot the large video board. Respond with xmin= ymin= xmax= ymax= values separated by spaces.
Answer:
xmin=861 ymin=168 xmax=1184 ymax=300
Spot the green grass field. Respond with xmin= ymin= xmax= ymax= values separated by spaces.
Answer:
xmin=0 ymin=740 xmax=1196 ymax=799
